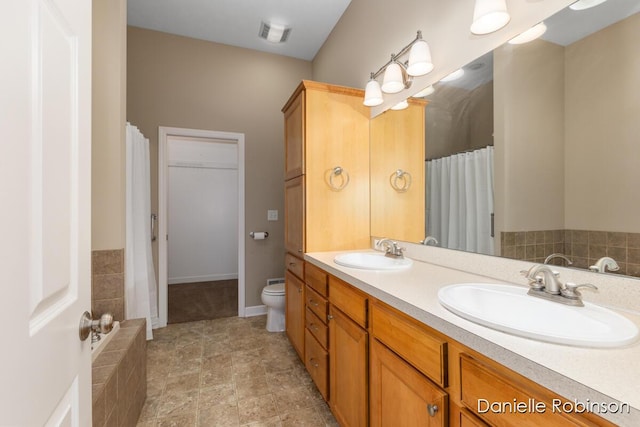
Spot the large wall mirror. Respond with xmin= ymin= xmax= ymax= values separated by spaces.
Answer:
xmin=373 ymin=0 xmax=640 ymax=278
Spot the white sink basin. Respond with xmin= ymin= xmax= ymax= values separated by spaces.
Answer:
xmin=438 ymin=283 xmax=639 ymax=348
xmin=334 ymin=252 xmax=413 ymax=270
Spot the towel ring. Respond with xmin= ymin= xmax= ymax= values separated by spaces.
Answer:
xmin=328 ymin=166 xmax=350 ymax=191
xmin=390 ymin=169 xmax=412 ymax=192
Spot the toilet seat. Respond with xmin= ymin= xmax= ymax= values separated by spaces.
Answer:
xmin=263 ymin=283 xmax=285 ymax=295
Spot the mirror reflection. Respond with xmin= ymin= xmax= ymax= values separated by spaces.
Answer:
xmin=386 ymin=0 xmax=640 ymax=278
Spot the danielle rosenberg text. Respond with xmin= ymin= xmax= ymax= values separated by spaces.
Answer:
xmin=477 ymin=398 xmax=630 ymax=415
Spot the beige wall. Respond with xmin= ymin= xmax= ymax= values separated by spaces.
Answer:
xmin=92 ymin=0 xmax=127 ymax=250
xmin=126 ymin=27 xmax=312 ymax=307
xmin=564 ymin=13 xmax=640 ymax=233
xmin=494 ymin=40 xmax=566 ymax=236
xmin=313 ymin=0 xmax=574 ymax=116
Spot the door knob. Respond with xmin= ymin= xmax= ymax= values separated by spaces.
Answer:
xmin=78 ymin=311 xmax=114 ymax=341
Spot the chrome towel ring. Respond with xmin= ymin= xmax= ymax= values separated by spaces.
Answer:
xmin=327 ymin=166 xmax=350 ymax=191
xmin=390 ymin=169 xmax=412 ymax=192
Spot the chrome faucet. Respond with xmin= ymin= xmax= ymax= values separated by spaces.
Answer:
xmin=523 ymin=265 xmax=562 ymax=294
xmin=589 ymin=257 xmax=620 ymax=273
xmin=421 ymin=236 xmax=439 ymax=246
xmin=378 ymin=238 xmax=405 ymax=259
xmin=521 ymin=265 xmax=597 ymax=306
xmin=544 ymin=253 xmax=573 ymax=266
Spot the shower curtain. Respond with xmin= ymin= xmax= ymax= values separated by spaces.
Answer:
xmin=426 ymin=146 xmax=494 ymax=255
xmin=125 ymin=123 xmax=157 ymax=340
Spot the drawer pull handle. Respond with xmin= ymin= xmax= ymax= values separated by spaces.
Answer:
xmin=309 ymin=357 xmax=319 ymax=368
xmin=427 ymin=404 xmax=438 ymax=417
xmin=298 ymin=287 xmax=302 ymax=293
xmin=310 ymin=323 xmax=318 ymax=332
xmin=289 ymin=262 xmax=296 ymax=266
xmin=309 ymin=300 xmax=319 ymax=307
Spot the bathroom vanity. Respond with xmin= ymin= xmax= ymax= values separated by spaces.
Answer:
xmin=291 ymin=250 xmax=640 ymax=427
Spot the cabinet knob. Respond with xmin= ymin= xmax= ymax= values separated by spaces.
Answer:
xmin=309 ymin=299 xmax=319 ymax=307
xmin=309 ymin=357 xmax=319 ymax=368
xmin=298 ymin=287 xmax=302 ymax=293
xmin=327 ymin=314 xmax=334 ymax=321
xmin=427 ymin=404 xmax=438 ymax=417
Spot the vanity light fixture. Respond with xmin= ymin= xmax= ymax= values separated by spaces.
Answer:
xmin=363 ymin=30 xmax=434 ymax=107
xmin=508 ymin=22 xmax=547 ymax=44
xmin=569 ymin=0 xmax=608 ymax=11
xmin=391 ymin=100 xmax=409 ymax=110
xmin=470 ymin=0 xmax=511 ymax=35
xmin=440 ymin=68 xmax=465 ymax=83
xmin=259 ymin=21 xmax=291 ymax=43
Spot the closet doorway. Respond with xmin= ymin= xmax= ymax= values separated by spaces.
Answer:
xmin=158 ymin=127 xmax=245 ymax=326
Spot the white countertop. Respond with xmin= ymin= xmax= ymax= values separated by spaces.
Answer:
xmin=305 ymin=250 xmax=640 ymax=427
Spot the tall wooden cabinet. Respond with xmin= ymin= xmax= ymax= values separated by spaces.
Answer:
xmin=283 ymin=80 xmax=370 ymax=361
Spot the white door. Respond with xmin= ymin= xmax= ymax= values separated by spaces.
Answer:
xmin=0 ymin=0 xmax=92 ymax=425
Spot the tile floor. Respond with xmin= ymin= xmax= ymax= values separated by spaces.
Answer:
xmin=137 ymin=315 xmax=338 ymax=426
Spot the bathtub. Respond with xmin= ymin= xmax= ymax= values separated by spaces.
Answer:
xmin=91 ymin=320 xmax=120 ymax=362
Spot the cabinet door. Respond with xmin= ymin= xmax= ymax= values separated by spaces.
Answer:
xmin=284 ymin=89 xmax=304 ymax=180
xmin=329 ymin=305 xmax=368 ymax=427
xmin=370 ymin=102 xmax=425 ymax=242
xmin=370 ymin=339 xmax=448 ymax=427
xmin=285 ymin=176 xmax=304 ymax=254
xmin=285 ymin=270 xmax=305 ymax=359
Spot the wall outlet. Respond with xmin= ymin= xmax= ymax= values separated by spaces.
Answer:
xmin=267 ymin=210 xmax=278 ymax=221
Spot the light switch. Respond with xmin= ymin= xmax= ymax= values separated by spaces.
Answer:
xmin=267 ymin=210 xmax=278 ymax=221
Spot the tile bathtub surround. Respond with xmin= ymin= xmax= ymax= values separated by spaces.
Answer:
xmin=93 ymin=318 xmax=147 ymax=427
xmin=137 ymin=315 xmax=338 ymax=427
xmin=501 ymin=230 xmax=640 ymax=278
xmin=92 ymin=249 xmax=125 ymax=320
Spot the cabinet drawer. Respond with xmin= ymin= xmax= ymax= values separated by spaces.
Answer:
xmin=329 ymin=276 xmax=367 ymax=328
xmin=285 ymin=252 xmax=304 ymax=279
xmin=305 ymin=262 xmax=328 ymax=297
xmin=305 ymin=329 xmax=328 ymax=401
xmin=460 ymin=408 xmax=489 ymax=427
xmin=306 ymin=285 xmax=328 ymax=322
xmin=460 ymin=354 xmax=613 ymax=427
xmin=306 ymin=307 xmax=328 ymax=349
xmin=371 ymin=302 xmax=447 ymax=388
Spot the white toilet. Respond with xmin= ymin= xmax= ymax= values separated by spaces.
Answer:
xmin=261 ymin=283 xmax=286 ymax=332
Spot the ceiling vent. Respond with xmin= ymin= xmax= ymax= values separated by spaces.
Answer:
xmin=259 ymin=21 xmax=291 ymax=43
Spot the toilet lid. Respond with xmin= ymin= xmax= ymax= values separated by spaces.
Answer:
xmin=263 ymin=283 xmax=285 ymax=295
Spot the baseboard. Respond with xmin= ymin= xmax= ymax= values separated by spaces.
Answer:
xmin=244 ymin=305 xmax=267 ymax=317
xmin=168 ymin=273 xmax=238 ymax=285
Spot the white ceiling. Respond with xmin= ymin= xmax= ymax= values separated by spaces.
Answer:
xmin=127 ymin=0 xmax=352 ymax=61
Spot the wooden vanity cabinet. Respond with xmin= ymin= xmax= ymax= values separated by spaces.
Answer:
xmin=329 ymin=276 xmax=369 ymax=427
xmin=301 ymin=263 xmax=619 ymax=427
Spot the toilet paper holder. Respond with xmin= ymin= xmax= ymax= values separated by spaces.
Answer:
xmin=250 ymin=231 xmax=269 ymax=239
